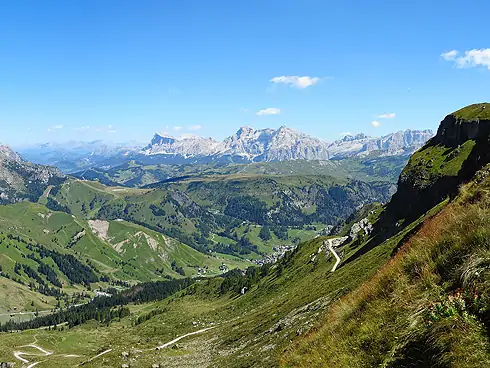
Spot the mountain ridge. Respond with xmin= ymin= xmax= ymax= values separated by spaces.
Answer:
xmin=143 ymin=126 xmax=434 ymax=161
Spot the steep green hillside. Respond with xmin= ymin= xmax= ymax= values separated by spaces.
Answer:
xmin=0 ymin=201 xmax=249 ymax=315
xmin=283 ymin=165 xmax=490 ymax=367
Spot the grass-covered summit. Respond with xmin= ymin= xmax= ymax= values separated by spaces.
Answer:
xmin=451 ymin=102 xmax=490 ymax=120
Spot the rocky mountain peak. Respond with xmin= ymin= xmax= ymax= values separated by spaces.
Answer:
xmin=0 ymin=145 xmax=22 ymax=162
xmin=235 ymin=126 xmax=256 ymax=138
xmin=150 ymin=133 xmax=176 ymax=147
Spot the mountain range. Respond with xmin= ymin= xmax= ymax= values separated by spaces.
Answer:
xmin=144 ymin=126 xmax=433 ymax=161
xmin=17 ymin=127 xmax=434 ymax=172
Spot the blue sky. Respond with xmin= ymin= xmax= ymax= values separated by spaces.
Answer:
xmin=1 ymin=0 xmax=490 ymax=146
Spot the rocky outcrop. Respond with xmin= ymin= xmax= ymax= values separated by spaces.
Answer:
xmin=380 ymin=103 xmax=490 ymax=232
xmin=434 ymin=103 xmax=490 ymax=147
xmin=349 ymin=218 xmax=373 ymax=240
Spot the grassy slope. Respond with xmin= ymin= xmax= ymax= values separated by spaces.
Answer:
xmin=0 ymin=200 xmax=249 ymax=313
xmin=452 ymin=103 xmax=490 ymax=120
xmin=282 ymin=167 xmax=490 ymax=367
xmin=401 ymin=139 xmax=476 ymax=188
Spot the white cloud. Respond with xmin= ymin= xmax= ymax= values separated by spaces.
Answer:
xmin=95 ymin=125 xmax=116 ymax=133
xmin=377 ymin=113 xmax=396 ymax=119
xmin=441 ymin=49 xmax=490 ymax=69
xmin=173 ymin=126 xmax=182 ymax=132
xmin=187 ymin=125 xmax=202 ymax=131
xmin=441 ymin=50 xmax=458 ymax=61
xmin=371 ymin=121 xmax=381 ymax=128
xmin=270 ymin=76 xmax=321 ymax=89
xmin=256 ymin=108 xmax=281 ymax=116
xmin=74 ymin=126 xmax=91 ymax=131
xmin=48 ymin=124 xmax=64 ymax=132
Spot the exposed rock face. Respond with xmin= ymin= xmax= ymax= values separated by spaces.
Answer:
xmin=434 ymin=114 xmax=490 ymax=148
xmin=349 ymin=218 xmax=373 ymax=240
xmin=380 ymin=103 xmax=490 ymax=232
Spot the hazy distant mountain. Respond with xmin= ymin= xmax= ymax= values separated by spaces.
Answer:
xmin=16 ymin=127 xmax=434 ymax=171
xmin=17 ymin=140 xmax=141 ymax=173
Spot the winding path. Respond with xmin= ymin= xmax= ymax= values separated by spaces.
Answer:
xmin=13 ymin=344 xmax=52 ymax=367
xmin=326 ymin=239 xmax=342 ymax=272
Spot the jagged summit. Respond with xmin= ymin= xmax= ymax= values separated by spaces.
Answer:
xmin=0 ymin=145 xmax=23 ymax=162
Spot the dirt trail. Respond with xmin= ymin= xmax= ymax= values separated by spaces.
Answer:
xmin=154 ymin=327 xmax=216 ymax=350
xmin=79 ymin=349 xmax=112 ymax=365
xmin=326 ymin=239 xmax=341 ymax=272
xmin=13 ymin=344 xmax=53 ymax=366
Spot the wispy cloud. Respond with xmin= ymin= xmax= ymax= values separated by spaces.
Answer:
xmin=441 ymin=49 xmax=490 ymax=69
xmin=187 ymin=125 xmax=202 ymax=131
xmin=48 ymin=124 xmax=64 ymax=132
xmin=270 ymin=76 xmax=322 ymax=89
xmin=173 ymin=126 xmax=182 ymax=132
xmin=441 ymin=50 xmax=458 ymax=61
xmin=377 ymin=113 xmax=396 ymax=119
xmin=256 ymin=108 xmax=281 ymax=116
xmin=73 ymin=125 xmax=116 ymax=133
xmin=239 ymin=107 xmax=249 ymax=113
xmin=371 ymin=121 xmax=381 ymax=128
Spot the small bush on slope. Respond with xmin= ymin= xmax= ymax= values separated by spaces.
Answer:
xmin=282 ymin=167 xmax=490 ymax=368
